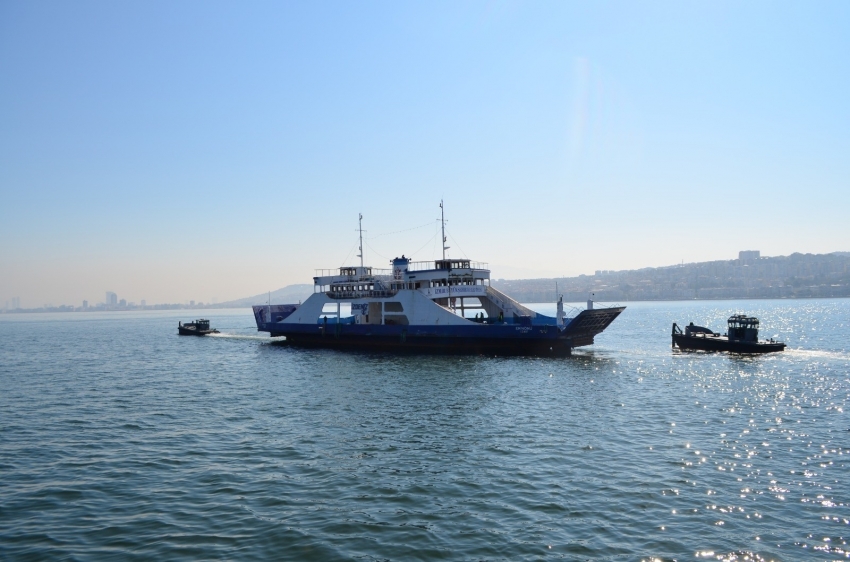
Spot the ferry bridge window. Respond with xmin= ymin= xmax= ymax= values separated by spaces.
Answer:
xmin=320 ymin=303 xmax=352 ymax=317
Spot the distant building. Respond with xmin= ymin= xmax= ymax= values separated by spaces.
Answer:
xmin=83 ymin=300 xmax=88 ymax=309
xmin=141 ymin=300 xmax=146 ymax=307
xmin=738 ymin=250 xmax=760 ymax=263
xmin=11 ymin=297 xmax=20 ymax=309
xmin=190 ymin=300 xmax=195 ymax=307
xmin=105 ymin=291 xmax=118 ymax=306
xmin=119 ymin=299 xmax=127 ymax=306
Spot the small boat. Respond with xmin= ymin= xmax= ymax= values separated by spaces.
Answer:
xmin=178 ymin=319 xmax=219 ymax=336
xmin=672 ymin=314 xmax=785 ymax=354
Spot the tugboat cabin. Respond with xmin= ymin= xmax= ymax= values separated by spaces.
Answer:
xmin=727 ymin=315 xmax=759 ymax=341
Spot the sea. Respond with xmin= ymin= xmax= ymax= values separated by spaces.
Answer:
xmin=1 ymin=299 xmax=848 ymax=561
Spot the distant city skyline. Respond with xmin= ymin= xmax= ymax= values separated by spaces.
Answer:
xmin=2 ymin=1 xmax=848 ymax=306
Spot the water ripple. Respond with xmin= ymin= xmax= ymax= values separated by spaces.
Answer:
xmin=1 ymin=300 xmax=849 ymax=560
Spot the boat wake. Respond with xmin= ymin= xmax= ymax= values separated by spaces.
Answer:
xmin=784 ymin=348 xmax=850 ymax=361
xmin=206 ymin=332 xmax=286 ymax=342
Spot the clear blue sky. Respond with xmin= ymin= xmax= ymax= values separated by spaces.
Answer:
xmin=2 ymin=1 xmax=848 ymax=306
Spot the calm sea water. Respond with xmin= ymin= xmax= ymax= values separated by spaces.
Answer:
xmin=1 ymin=299 xmax=848 ymax=561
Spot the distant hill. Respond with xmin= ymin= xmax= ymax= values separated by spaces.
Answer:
xmin=491 ymin=251 xmax=850 ymax=303
xmin=217 ymin=284 xmax=313 ymax=308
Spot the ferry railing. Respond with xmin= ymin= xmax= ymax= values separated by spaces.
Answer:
xmin=314 ymin=269 xmax=338 ymax=278
xmin=314 ymin=268 xmax=393 ymax=283
xmin=327 ymin=289 xmax=398 ymax=300
xmin=484 ymin=286 xmax=537 ymax=317
xmin=314 ymin=268 xmax=393 ymax=277
xmin=587 ymin=301 xmax=622 ymax=310
xmin=406 ymin=261 xmax=489 ymax=272
xmin=317 ymin=263 xmax=490 ymax=278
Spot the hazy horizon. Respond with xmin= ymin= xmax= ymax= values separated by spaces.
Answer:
xmin=2 ymin=1 xmax=848 ymax=307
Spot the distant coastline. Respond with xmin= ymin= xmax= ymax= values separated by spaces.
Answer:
xmin=4 ymin=252 xmax=848 ymax=314
xmin=0 ymin=302 xmax=240 ymax=314
xmin=493 ymin=251 xmax=850 ymax=303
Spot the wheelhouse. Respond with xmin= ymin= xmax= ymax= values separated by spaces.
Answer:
xmin=727 ymin=315 xmax=759 ymax=341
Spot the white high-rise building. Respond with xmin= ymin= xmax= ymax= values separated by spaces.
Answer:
xmin=105 ymin=292 xmax=118 ymax=306
xmin=738 ymin=250 xmax=760 ymax=262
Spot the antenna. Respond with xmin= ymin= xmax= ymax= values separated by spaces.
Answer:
xmin=357 ymin=213 xmax=364 ymax=268
xmin=440 ymin=200 xmax=450 ymax=260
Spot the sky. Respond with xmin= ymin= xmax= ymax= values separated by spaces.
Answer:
xmin=1 ymin=1 xmax=848 ymax=307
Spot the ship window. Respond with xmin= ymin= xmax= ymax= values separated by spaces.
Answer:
xmin=384 ymin=314 xmax=409 ymax=325
xmin=385 ymin=301 xmax=404 ymax=312
xmin=321 ymin=303 xmax=351 ymax=316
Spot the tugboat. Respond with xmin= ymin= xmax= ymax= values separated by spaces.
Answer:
xmin=672 ymin=314 xmax=785 ymax=353
xmin=251 ymin=206 xmax=625 ymax=356
xmin=178 ymin=319 xmax=219 ymax=336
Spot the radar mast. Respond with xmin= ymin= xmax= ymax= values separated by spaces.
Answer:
xmin=440 ymin=200 xmax=450 ymax=260
xmin=357 ymin=213 xmax=364 ymax=268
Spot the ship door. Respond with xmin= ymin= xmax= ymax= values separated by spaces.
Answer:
xmin=367 ymin=302 xmax=382 ymax=325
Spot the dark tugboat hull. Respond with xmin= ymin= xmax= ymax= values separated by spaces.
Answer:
xmin=672 ymin=334 xmax=785 ymax=354
xmin=178 ymin=319 xmax=219 ymax=336
xmin=672 ymin=315 xmax=785 ymax=354
xmin=178 ymin=327 xmax=219 ymax=336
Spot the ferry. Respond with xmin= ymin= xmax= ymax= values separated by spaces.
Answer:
xmin=252 ymin=207 xmax=624 ymax=356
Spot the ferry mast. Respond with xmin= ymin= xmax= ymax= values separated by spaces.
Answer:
xmin=440 ymin=199 xmax=452 ymax=307
xmin=357 ymin=213 xmax=364 ymax=268
xmin=440 ymin=200 xmax=450 ymax=260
